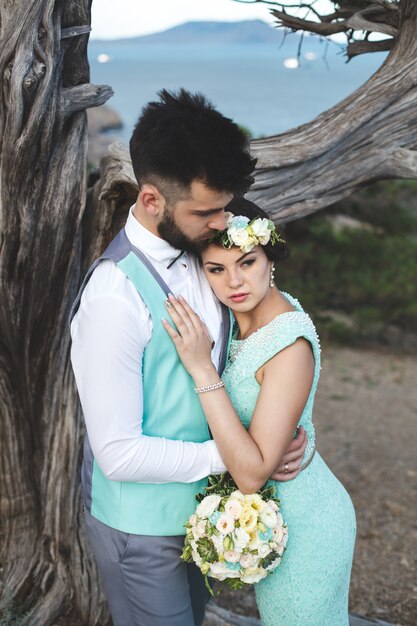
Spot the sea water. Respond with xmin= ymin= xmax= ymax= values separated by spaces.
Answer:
xmin=88 ymin=39 xmax=386 ymax=142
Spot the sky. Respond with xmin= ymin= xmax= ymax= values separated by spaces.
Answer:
xmin=90 ymin=0 xmax=335 ymax=40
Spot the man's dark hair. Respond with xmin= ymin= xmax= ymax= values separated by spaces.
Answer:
xmin=129 ymin=88 xmax=256 ymax=200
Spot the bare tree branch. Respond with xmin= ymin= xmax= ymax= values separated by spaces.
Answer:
xmin=346 ymin=14 xmax=397 ymax=37
xmin=234 ymin=1 xmax=400 ymax=58
xmin=347 ymin=38 xmax=394 ymax=57
xmin=63 ymin=84 xmax=114 ymax=116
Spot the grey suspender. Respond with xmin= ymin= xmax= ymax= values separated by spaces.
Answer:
xmin=70 ymin=228 xmax=231 ymax=374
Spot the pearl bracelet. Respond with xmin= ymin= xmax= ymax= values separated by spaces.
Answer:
xmin=194 ymin=380 xmax=225 ymax=394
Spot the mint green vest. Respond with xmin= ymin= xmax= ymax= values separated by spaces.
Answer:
xmin=72 ymin=230 xmax=232 ymax=535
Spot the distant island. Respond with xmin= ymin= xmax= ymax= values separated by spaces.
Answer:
xmin=92 ymin=20 xmax=283 ymax=45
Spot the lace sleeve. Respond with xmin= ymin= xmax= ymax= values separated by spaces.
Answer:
xmin=247 ymin=311 xmax=321 ymax=375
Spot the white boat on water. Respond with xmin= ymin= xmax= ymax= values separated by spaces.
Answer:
xmin=283 ymin=57 xmax=300 ymax=69
xmin=97 ymin=53 xmax=111 ymax=63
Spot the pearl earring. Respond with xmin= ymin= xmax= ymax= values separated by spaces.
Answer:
xmin=269 ymin=263 xmax=276 ymax=288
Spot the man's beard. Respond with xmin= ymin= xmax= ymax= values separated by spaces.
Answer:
xmin=157 ymin=209 xmax=207 ymax=255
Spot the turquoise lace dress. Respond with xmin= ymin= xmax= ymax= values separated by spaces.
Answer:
xmin=221 ymin=293 xmax=356 ymax=626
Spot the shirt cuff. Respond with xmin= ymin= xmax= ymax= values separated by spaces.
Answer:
xmin=206 ymin=440 xmax=227 ymax=475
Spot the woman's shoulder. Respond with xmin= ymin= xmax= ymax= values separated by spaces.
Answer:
xmin=252 ymin=293 xmax=320 ymax=374
xmin=274 ymin=292 xmax=319 ymax=341
xmin=279 ymin=290 xmax=305 ymax=313
xmin=227 ymin=292 xmax=320 ymax=374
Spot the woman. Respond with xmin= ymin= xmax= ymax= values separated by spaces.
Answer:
xmin=162 ymin=197 xmax=356 ymax=626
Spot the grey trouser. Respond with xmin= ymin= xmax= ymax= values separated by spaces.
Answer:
xmin=84 ymin=510 xmax=210 ymax=626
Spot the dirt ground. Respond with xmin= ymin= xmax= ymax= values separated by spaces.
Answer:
xmin=216 ymin=345 xmax=417 ymax=626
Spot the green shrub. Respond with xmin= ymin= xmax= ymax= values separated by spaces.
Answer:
xmin=278 ymin=181 xmax=417 ymax=345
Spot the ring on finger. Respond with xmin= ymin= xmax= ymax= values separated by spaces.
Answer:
xmin=284 ymin=463 xmax=289 ymax=474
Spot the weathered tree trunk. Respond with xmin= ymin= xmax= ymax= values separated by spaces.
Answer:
xmin=0 ymin=1 xmax=112 ymax=624
xmin=248 ymin=0 xmax=417 ymax=222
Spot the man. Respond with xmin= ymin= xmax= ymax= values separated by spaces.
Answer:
xmin=70 ymin=89 xmax=307 ymax=626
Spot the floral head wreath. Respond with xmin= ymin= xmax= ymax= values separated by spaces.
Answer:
xmin=210 ymin=211 xmax=286 ymax=254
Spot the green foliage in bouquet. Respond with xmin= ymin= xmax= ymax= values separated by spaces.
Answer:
xmin=198 ymin=472 xmax=279 ymax=504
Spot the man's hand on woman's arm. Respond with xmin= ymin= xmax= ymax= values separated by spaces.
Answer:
xmin=270 ymin=426 xmax=308 ymax=482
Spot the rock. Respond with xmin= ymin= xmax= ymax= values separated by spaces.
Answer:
xmin=319 ymin=309 xmax=356 ymax=329
xmin=87 ymin=105 xmax=123 ymax=134
xmin=325 ymin=214 xmax=383 ymax=234
xmin=87 ymin=105 xmax=124 ymax=168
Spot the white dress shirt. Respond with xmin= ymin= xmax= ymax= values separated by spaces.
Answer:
xmin=70 ymin=207 xmax=227 ymax=483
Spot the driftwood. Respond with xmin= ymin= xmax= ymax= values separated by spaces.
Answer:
xmin=0 ymin=1 xmax=112 ymax=624
xmin=248 ymin=0 xmax=417 ymax=222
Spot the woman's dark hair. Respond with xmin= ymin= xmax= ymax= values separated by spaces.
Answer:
xmin=207 ymin=196 xmax=290 ymax=263
xmin=129 ymin=89 xmax=256 ymax=200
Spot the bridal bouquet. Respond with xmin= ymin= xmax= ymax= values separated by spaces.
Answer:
xmin=181 ymin=473 xmax=287 ymax=594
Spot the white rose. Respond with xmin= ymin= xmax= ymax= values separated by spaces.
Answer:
xmin=258 ymin=543 xmax=272 ymax=558
xmin=216 ymin=514 xmax=235 ymax=535
xmin=267 ymin=500 xmax=279 ymax=512
xmin=225 ymin=499 xmax=243 ymax=520
xmin=241 ymin=568 xmax=266 ymax=584
xmin=273 ymin=527 xmax=284 ymax=543
xmin=233 ymin=527 xmax=250 ymax=550
xmin=251 ymin=218 xmax=270 ymax=238
xmin=196 ymin=494 xmax=221 ymax=519
xmin=258 ymin=231 xmax=271 ymax=246
xmin=189 ymin=514 xmax=197 ymax=526
xmin=224 ymin=550 xmax=241 ymax=563
xmin=229 ymin=228 xmax=251 ymax=248
xmin=230 ymin=490 xmax=245 ymax=502
xmin=261 ymin=508 xmax=278 ymax=528
xmin=239 ymin=552 xmax=258 ymax=568
xmin=209 ymin=561 xmax=240 ymax=580
xmin=193 ymin=520 xmax=208 ymax=539
xmin=211 ymin=532 xmax=225 ymax=555
xmin=225 ymin=211 xmax=234 ymax=227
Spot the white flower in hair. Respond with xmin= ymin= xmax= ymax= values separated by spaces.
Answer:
xmin=211 ymin=212 xmax=285 ymax=253
xmin=224 ymin=211 xmax=235 ymax=227
xmin=229 ymin=228 xmax=251 ymax=248
xmin=251 ymin=218 xmax=272 ymax=245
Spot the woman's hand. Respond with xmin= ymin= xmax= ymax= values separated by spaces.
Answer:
xmin=162 ymin=294 xmax=217 ymax=381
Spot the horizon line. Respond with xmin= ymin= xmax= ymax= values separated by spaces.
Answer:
xmin=89 ymin=17 xmax=275 ymax=42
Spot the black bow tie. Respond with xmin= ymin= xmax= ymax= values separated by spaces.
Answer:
xmin=167 ymin=251 xmax=186 ymax=269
